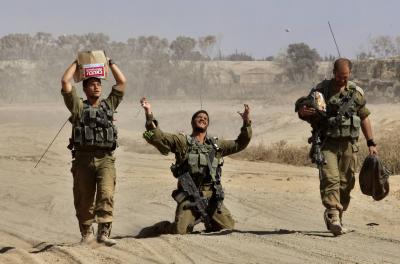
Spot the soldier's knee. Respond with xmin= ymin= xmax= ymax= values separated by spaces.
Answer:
xmin=173 ymin=223 xmax=192 ymax=235
xmin=212 ymin=212 xmax=235 ymax=230
xmin=219 ymin=219 xmax=235 ymax=230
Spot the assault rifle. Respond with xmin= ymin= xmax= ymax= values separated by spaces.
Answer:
xmin=171 ymin=165 xmax=212 ymax=230
xmin=305 ymin=89 xmax=327 ymax=180
xmin=205 ymin=140 xmax=225 ymax=213
xmin=308 ymin=128 xmax=326 ymax=181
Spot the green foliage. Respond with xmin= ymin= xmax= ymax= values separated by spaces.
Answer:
xmin=278 ymin=42 xmax=321 ymax=82
xmin=0 ymin=32 xmax=221 ymax=102
xmin=222 ymin=51 xmax=255 ymax=61
xmin=170 ymin=36 xmax=201 ymax=60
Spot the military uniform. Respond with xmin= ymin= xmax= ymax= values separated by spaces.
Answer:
xmin=312 ymin=80 xmax=370 ymax=224
xmin=316 ymin=80 xmax=370 ymax=211
xmin=62 ymin=85 xmax=123 ymax=237
xmin=143 ymin=113 xmax=251 ymax=234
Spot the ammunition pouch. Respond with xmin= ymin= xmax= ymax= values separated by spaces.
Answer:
xmin=326 ymin=115 xmax=360 ymax=139
xmin=69 ymin=100 xmax=117 ymax=152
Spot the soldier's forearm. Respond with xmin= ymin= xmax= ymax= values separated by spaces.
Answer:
xmin=61 ymin=61 xmax=77 ymax=93
xmin=145 ymin=112 xmax=156 ymax=130
xmin=110 ymin=63 xmax=127 ymax=92
xmin=361 ymin=117 xmax=373 ymax=141
xmin=243 ymin=119 xmax=251 ymax=127
xmin=220 ymin=124 xmax=252 ymax=156
xmin=237 ymin=124 xmax=252 ymax=149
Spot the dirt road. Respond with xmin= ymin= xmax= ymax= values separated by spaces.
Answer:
xmin=0 ymin=103 xmax=399 ymax=264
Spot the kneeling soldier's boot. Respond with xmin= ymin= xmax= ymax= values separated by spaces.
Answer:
xmin=324 ymin=209 xmax=343 ymax=236
xmin=80 ymin=224 xmax=95 ymax=244
xmin=97 ymin=222 xmax=116 ymax=246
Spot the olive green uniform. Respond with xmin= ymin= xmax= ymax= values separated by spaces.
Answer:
xmin=143 ymin=114 xmax=252 ymax=234
xmin=62 ymin=86 xmax=123 ymax=226
xmin=315 ymin=80 xmax=370 ymax=212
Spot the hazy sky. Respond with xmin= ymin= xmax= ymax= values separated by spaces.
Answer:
xmin=1 ymin=0 xmax=399 ymax=58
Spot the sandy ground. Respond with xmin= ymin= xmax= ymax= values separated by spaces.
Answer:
xmin=0 ymin=100 xmax=399 ymax=264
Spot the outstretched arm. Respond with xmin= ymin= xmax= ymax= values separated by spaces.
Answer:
xmin=140 ymin=97 xmax=186 ymax=155
xmin=219 ymin=104 xmax=252 ymax=156
xmin=61 ymin=61 xmax=77 ymax=93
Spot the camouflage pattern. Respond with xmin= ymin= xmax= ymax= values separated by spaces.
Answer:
xmin=314 ymin=79 xmax=369 ymax=212
xmin=143 ymin=114 xmax=252 ymax=234
xmin=173 ymin=185 xmax=235 ymax=234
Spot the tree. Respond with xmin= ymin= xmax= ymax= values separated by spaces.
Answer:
xmin=0 ymin=33 xmax=34 ymax=59
xmin=33 ymin=32 xmax=55 ymax=59
xmin=224 ymin=51 xmax=254 ymax=61
xmin=369 ymin=35 xmax=395 ymax=58
xmin=198 ymin=35 xmax=217 ymax=59
xmin=356 ymin=51 xmax=374 ymax=60
xmin=170 ymin=36 xmax=198 ymax=60
xmin=279 ymin=42 xmax=321 ymax=82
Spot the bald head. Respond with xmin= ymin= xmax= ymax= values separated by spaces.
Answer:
xmin=333 ymin=58 xmax=352 ymax=73
xmin=333 ymin=58 xmax=352 ymax=88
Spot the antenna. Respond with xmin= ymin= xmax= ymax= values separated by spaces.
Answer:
xmin=328 ymin=21 xmax=341 ymax=57
xmin=34 ymin=118 xmax=69 ymax=168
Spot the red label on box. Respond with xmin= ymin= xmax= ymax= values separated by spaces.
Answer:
xmin=84 ymin=66 xmax=105 ymax=78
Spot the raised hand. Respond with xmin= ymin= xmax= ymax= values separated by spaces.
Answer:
xmin=140 ymin=97 xmax=152 ymax=114
xmin=237 ymin=104 xmax=250 ymax=123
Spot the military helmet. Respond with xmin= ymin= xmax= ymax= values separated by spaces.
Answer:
xmin=359 ymin=155 xmax=390 ymax=201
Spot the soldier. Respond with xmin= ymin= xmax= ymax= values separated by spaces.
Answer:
xmin=296 ymin=58 xmax=377 ymax=236
xmin=139 ymin=98 xmax=251 ymax=235
xmin=61 ymin=58 xmax=126 ymax=245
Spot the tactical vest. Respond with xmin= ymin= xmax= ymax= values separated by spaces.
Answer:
xmin=320 ymin=83 xmax=361 ymax=140
xmin=70 ymin=100 xmax=118 ymax=151
xmin=179 ymin=135 xmax=223 ymax=186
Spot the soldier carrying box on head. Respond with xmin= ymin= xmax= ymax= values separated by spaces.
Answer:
xmin=61 ymin=51 xmax=126 ymax=246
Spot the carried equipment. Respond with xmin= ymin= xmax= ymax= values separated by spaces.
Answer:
xmin=170 ymin=136 xmax=225 ymax=230
xmin=359 ymin=155 xmax=390 ymax=201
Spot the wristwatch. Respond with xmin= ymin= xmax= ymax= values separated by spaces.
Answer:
xmin=109 ymin=59 xmax=116 ymax=66
xmin=367 ymin=139 xmax=377 ymax=147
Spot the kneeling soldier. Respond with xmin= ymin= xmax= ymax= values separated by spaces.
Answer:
xmin=140 ymin=98 xmax=251 ymax=234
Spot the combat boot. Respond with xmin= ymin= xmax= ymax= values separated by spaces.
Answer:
xmin=324 ymin=209 xmax=343 ymax=236
xmin=97 ymin=222 xmax=116 ymax=246
xmin=339 ymin=210 xmax=349 ymax=234
xmin=79 ymin=224 xmax=95 ymax=244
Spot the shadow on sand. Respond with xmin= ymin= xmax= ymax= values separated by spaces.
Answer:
xmin=122 ymin=220 xmax=336 ymax=239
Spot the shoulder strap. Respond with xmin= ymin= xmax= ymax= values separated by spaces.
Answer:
xmin=82 ymin=100 xmax=90 ymax=109
xmin=336 ymin=86 xmax=357 ymax=117
xmin=186 ymin=135 xmax=195 ymax=146
xmin=204 ymin=136 xmax=218 ymax=182
xmin=207 ymin=136 xmax=220 ymax=151
xmin=100 ymin=99 xmax=111 ymax=110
